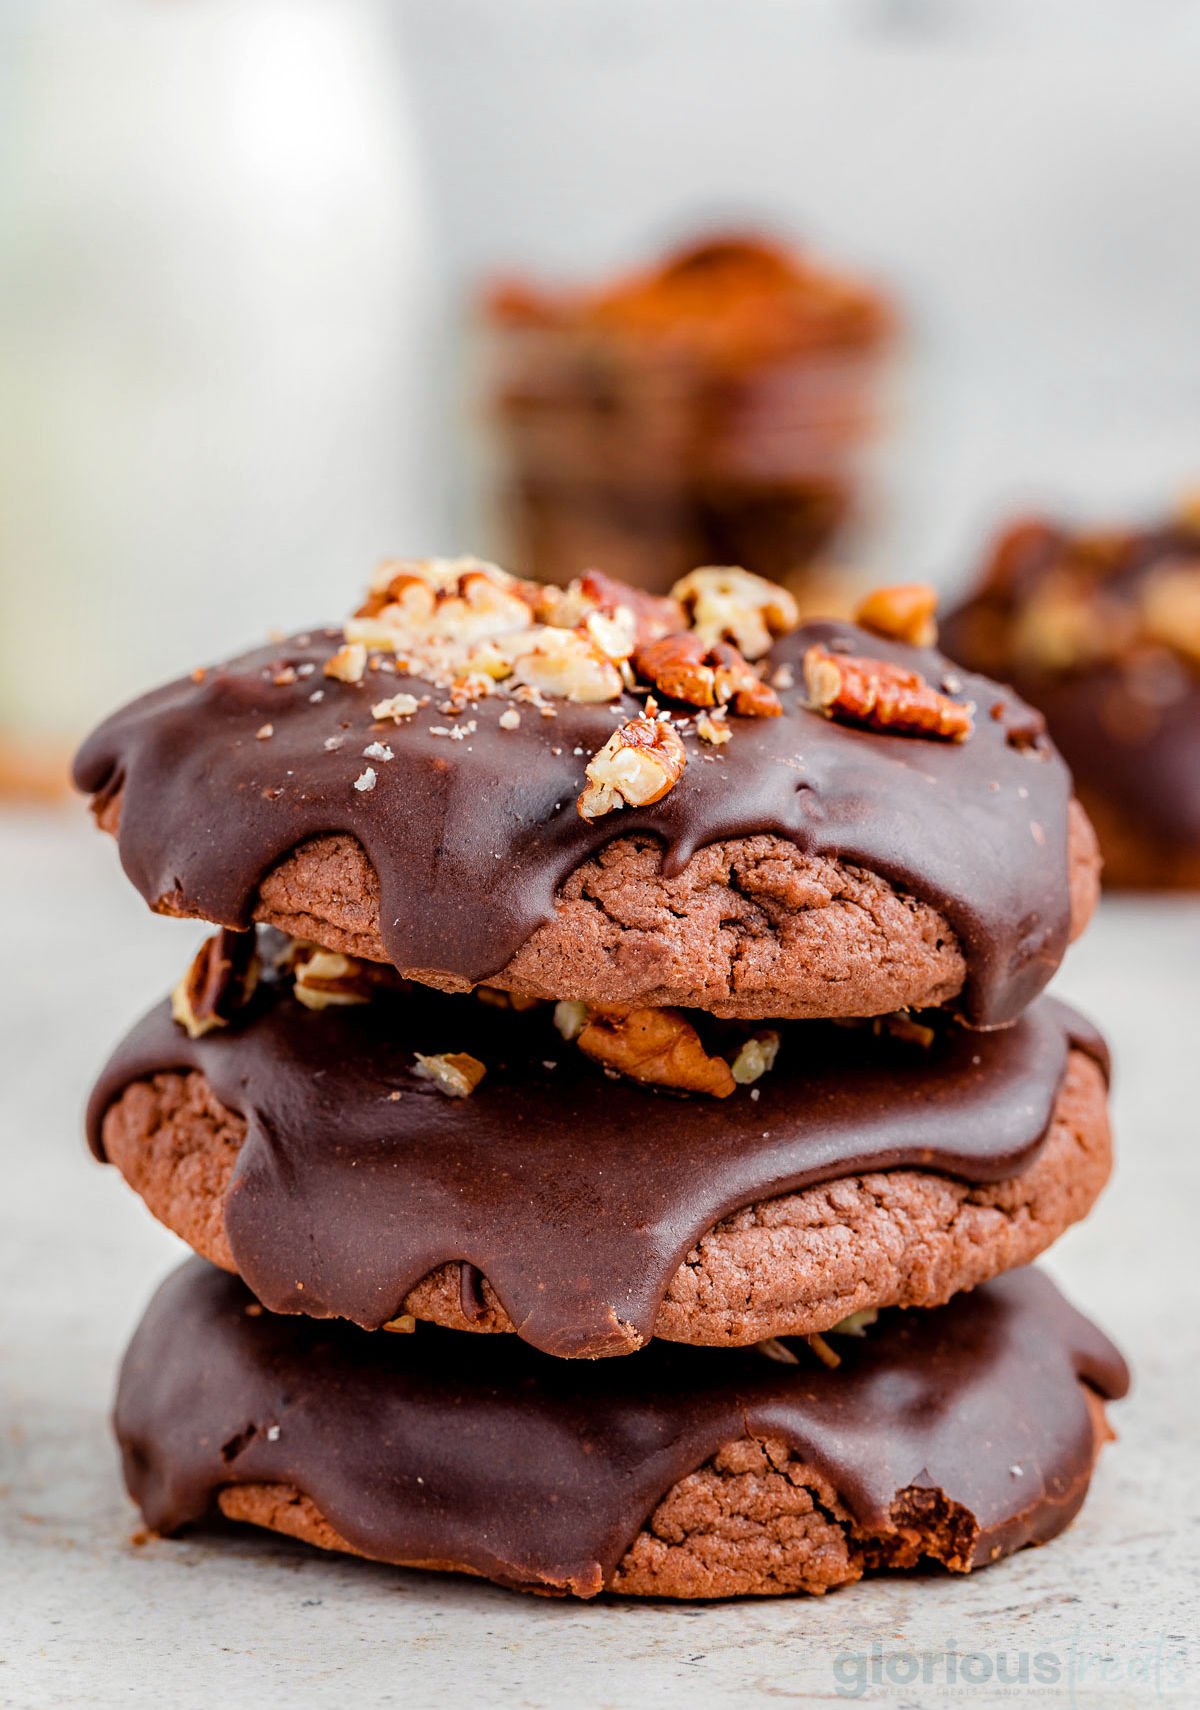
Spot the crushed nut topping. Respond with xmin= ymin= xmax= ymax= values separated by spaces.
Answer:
xmin=353 ymin=767 xmax=377 ymax=792
xmin=574 ymin=1007 xmax=737 ymax=1098
xmin=634 ymin=633 xmax=781 ymax=716
xmin=854 ymin=583 xmax=939 ymax=648
xmin=382 ymin=1315 xmax=416 ymax=1334
xmin=577 ymin=713 xmax=687 ymax=819
xmin=874 ymin=1011 xmax=936 ymax=1048
xmin=509 ymin=626 xmax=625 ymax=703
xmin=350 ymin=557 xmax=536 ymax=652
xmin=171 ymin=930 xmax=260 ymax=1039
xmin=695 ymin=710 xmax=731 ymax=745
xmin=372 ymin=691 xmax=420 ymax=722
xmin=553 ymin=999 xmax=589 ymax=1041
xmin=498 ymin=707 xmax=521 ymax=730
xmin=291 ymin=946 xmax=379 ymax=1010
xmin=671 ymin=566 xmax=799 ymax=660
xmin=804 ymin=645 xmax=973 ymax=741
xmin=413 ymin=1051 xmax=487 ymax=1098
xmin=324 ymin=642 xmax=368 ymax=684
xmin=756 ymin=1338 xmax=800 ymax=1365
xmin=805 ymin=1332 xmax=842 ymax=1369
xmin=730 ymin=1031 xmax=781 ymax=1085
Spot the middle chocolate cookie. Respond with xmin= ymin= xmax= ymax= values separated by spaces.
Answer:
xmin=89 ymin=937 xmax=1111 ymax=1359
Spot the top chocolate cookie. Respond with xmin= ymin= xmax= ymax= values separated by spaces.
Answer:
xmin=75 ymin=561 xmax=1098 ymax=1027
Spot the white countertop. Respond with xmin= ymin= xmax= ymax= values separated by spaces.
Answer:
xmin=2 ymin=806 xmax=1197 ymax=1709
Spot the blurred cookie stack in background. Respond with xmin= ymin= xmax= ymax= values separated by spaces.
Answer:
xmin=482 ymin=233 xmax=896 ymax=595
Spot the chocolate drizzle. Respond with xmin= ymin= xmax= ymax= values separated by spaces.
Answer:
xmin=88 ymin=961 xmax=1106 ymax=1357
xmin=116 ymin=1259 xmax=1129 ymax=1597
xmin=73 ymin=619 xmax=1076 ymax=1027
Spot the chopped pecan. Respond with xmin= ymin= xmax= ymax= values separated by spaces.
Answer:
xmin=633 ymin=633 xmax=781 ymax=716
xmin=350 ymin=557 xmax=536 ymax=652
xmin=323 ymin=641 xmax=367 ymax=684
xmin=576 ymin=1007 xmax=736 ymax=1098
xmin=509 ymin=626 xmax=624 ymax=702
xmin=804 ymin=646 xmax=973 ymax=741
xmin=854 ymin=583 xmax=939 ymax=648
xmin=672 ymin=566 xmax=799 ymax=660
xmin=577 ymin=713 xmax=687 ymax=819
xmin=413 ymin=1051 xmax=487 ymax=1098
xmin=372 ymin=691 xmax=421 ymax=722
xmin=730 ymin=1031 xmax=780 ymax=1085
xmin=291 ymin=946 xmax=379 ymax=1010
xmin=171 ymin=930 xmax=260 ymax=1039
xmin=535 ymin=572 xmax=684 ymax=647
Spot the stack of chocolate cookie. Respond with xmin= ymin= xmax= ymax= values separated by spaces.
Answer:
xmin=77 ymin=558 xmax=1128 ymax=1599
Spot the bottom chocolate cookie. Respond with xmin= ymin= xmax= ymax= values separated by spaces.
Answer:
xmin=117 ymin=1261 xmax=1127 ymax=1600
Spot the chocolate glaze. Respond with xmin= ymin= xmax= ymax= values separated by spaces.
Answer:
xmin=88 ymin=956 xmax=1106 ymax=1357
xmin=944 ymin=521 xmax=1200 ymax=851
xmin=116 ymin=1259 xmax=1128 ymax=1597
xmin=73 ymin=619 xmax=1076 ymax=1027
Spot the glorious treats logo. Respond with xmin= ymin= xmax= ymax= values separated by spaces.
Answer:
xmin=830 ymin=1631 xmax=1190 ymax=1701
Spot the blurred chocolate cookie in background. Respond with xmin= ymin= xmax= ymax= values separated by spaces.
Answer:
xmin=943 ymin=503 xmax=1200 ymax=890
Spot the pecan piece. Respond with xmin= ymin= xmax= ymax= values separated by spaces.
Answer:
xmin=854 ymin=583 xmax=939 ymax=648
xmin=577 ymin=712 xmax=687 ymax=819
xmin=804 ymin=645 xmax=973 ymax=741
xmin=413 ymin=1051 xmax=487 ymax=1098
xmin=171 ymin=930 xmax=260 ymax=1039
xmin=509 ymin=626 xmax=624 ymax=702
xmin=291 ymin=946 xmax=378 ymax=1010
xmin=672 ymin=566 xmax=799 ymax=660
xmin=576 ymin=1007 xmax=736 ymax=1098
xmin=633 ymin=634 xmax=781 ymax=717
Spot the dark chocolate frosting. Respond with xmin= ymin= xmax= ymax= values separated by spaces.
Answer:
xmin=88 ymin=956 xmax=1106 ymax=1357
xmin=73 ymin=618 xmax=1076 ymax=1027
xmin=116 ymin=1259 xmax=1128 ymax=1597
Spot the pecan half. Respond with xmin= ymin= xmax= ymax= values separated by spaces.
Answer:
xmin=671 ymin=566 xmax=799 ymax=660
xmin=633 ymin=633 xmax=781 ymax=716
xmin=577 ymin=713 xmax=687 ymax=819
xmin=804 ymin=646 xmax=973 ymax=741
xmin=854 ymin=583 xmax=939 ymax=648
xmin=576 ymin=1007 xmax=737 ymax=1098
xmin=171 ymin=930 xmax=260 ymax=1039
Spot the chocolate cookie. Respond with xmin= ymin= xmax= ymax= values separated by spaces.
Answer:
xmin=943 ymin=511 xmax=1200 ymax=889
xmin=116 ymin=1259 xmax=1128 ymax=1599
xmin=90 ymin=945 xmax=1112 ymax=1357
xmin=74 ymin=563 xmax=1099 ymax=1026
